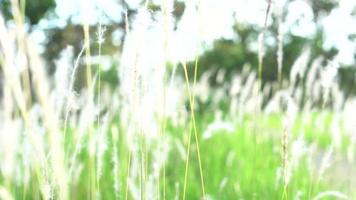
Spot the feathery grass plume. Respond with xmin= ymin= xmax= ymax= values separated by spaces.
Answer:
xmin=321 ymin=60 xmax=339 ymax=107
xmin=116 ymin=2 xmax=176 ymax=197
xmin=111 ymin=125 xmax=121 ymax=199
xmin=331 ymin=113 xmax=342 ymax=149
xmin=343 ymin=99 xmax=356 ymax=163
xmin=53 ymin=46 xmax=74 ymax=116
xmin=41 ymin=179 xmax=53 ymax=200
xmin=26 ymin=38 xmax=69 ymax=200
xmin=306 ymin=57 xmax=322 ymax=88
xmin=0 ymin=117 xmax=20 ymax=181
xmin=289 ymin=136 xmax=307 ymax=177
xmin=119 ymin=4 xmax=171 ymax=199
xmin=312 ymin=191 xmax=347 ymax=200
xmin=281 ymin=94 xmax=298 ymax=199
xmin=0 ymin=79 xmax=18 ymax=182
xmin=318 ymin=146 xmax=333 ymax=183
xmin=96 ymin=16 xmax=106 ymax=47
xmin=63 ymin=44 xmax=86 ymax=135
xmin=174 ymin=182 xmax=180 ymax=200
xmin=257 ymin=32 xmax=265 ymax=89
xmin=289 ymin=48 xmax=310 ymax=89
xmin=96 ymin=114 xmax=110 ymax=192
xmin=0 ymin=187 xmax=14 ymax=200
xmin=258 ymin=0 xmax=272 ymax=91
xmin=255 ymin=5 xmax=271 ymax=190
xmin=229 ymin=74 xmax=242 ymax=118
xmin=95 ymin=15 xmax=106 ymax=188
xmin=277 ymin=20 xmax=284 ymax=87
xmin=307 ymin=139 xmax=335 ymax=198
xmin=0 ymin=13 xmax=50 ymax=199
xmin=239 ymin=70 xmax=257 ymax=114
xmin=264 ymin=0 xmax=272 ymax=28
xmin=119 ymin=10 xmax=134 ymax=200
xmin=10 ymin=0 xmax=32 ymax=106
xmin=0 ymin=14 xmax=27 ymax=119
xmin=68 ymin=78 xmax=97 ymax=176
xmin=119 ymin=6 xmax=150 ymax=140
xmin=203 ymin=111 xmax=234 ymax=140
xmin=80 ymin=0 xmax=92 ymax=89
xmin=265 ymin=91 xmax=283 ymax=113
xmin=165 ymin=76 xmax=186 ymax=124
xmin=331 ymin=84 xmax=344 ymax=111
xmin=305 ymin=57 xmax=322 ymax=107
xmin=194 ymin=71 xmax=212 ymax=104
xmin=275 ymin=0 xmax=287 ymax=88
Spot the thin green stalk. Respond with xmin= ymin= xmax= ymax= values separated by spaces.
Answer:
xmin=160 ymin=87 xmax=167 ymax=200
xmin=160 ymin=0 xmax=170 ymax=197
xmin=277 ymin=19 xmax=283 ymax=89
xmin=83 ymin=25 xmax=92 ymax=89
xmin=282 ymin=186 xmax=288 ymax=200
xmin=95 ymin=15 xmax=103 ymax=194
xmin=140 ymin=145 xmax=143 ymax=200
xmin=182 ymin=59 xmax=206 ymax=200
xmin=139 ymin=128 xmax=146 ymax=200
xmin=182 ymin=116 xmax=193 ymax=200
xmin=125 ymin=151 xmax=132 ymax=200
xmin=89 ymin=129 xmax=96 ymax=200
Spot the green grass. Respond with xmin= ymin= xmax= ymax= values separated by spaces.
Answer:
xmin=163 ymin=112 xmax=349 ymax=199
xmin=2 ymin=112 xmax=351 ymax=199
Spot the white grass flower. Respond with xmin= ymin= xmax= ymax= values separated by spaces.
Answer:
xmin=174 ymin=182 xmax=180 ymax=200
xmin=312 ymin=191 xmax=348 ymax=200
xmin=321 ymin=61 xmax=339 ymax=89
xmin=53 ymin=46 xmax=73 ymax=113
xmin=331 ymin=114 xmax=342 ymax=148
xmin=219 ymin=177 xmax=228 ymax=192
xmin=96 ymin=114 xmax=109 ymax=181
xmin=203 ymin=112 xmax=234 ymax=140
xmin=63 ymin=45 xmax=86 ymax=132
xmin=41 ymin=181 xmax=53 ymax=200
xmin=318 ymin=146 xmax=333 ymax=180
xmin=306 ymin=57 xmax=322 ymax=91
xmin=0 ymin=187 xmax=14 ymax=200
xmin=258 ymin=32 xmax=265 ymax=70
xmin=290 ymin=48 xmax=310 ymax=87
xmin=112 ymin=148 xmax=120 ymax=197
xmin=289 ymin=136 xmax=307 ymax=182
xmin=96 ymin=23 xmax=106 ymax=45
xmin=321 ymin=60 xmax=340 ymax=106
xmin=277 ymin=21 xmax=284 ymax=83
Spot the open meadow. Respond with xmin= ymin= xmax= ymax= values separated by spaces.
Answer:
xmin=0 ymin=0 xmax=356 ymax=199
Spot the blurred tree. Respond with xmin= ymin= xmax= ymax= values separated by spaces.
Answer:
xmin=25 ymin=0 xmax=55 ymax=24
xmin=41 ymin=0 xmax=185 ymax=89
xmin=0 ymin=0 xmax=55 ymax=24
xmin=1 ymin=0 xmax=355 ymax=98
xmin=192 ymin=1 xmax=356 ymax=98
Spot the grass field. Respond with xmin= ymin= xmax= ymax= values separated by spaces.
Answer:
xmin=0 ymin=1 xmax=355 ymax=200
xmin=2 ymin=112 xmax=353 ymax=199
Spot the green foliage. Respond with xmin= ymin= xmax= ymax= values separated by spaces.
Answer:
xmin=0 ymin=0 xmax=12 ymax=20
xmin=0 ymin=0 xmax=55 ymax=24
xmin=27 ymin=113 xmax=353 ymax=199
xmin=25 ymin=0 xmax=55 ymax=24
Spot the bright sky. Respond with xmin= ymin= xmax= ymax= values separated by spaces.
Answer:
xmin=45 ymin=0 xmax=356 ymax=65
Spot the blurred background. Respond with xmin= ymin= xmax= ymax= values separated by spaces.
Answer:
xmin=1 ymin=0 xmax=356 ymax=199
xmin=1 ymin=0 xmax=355 ymax=98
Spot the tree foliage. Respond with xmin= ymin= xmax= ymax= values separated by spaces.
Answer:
xmin=0 ymin=0 xmax=55 ymax=24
